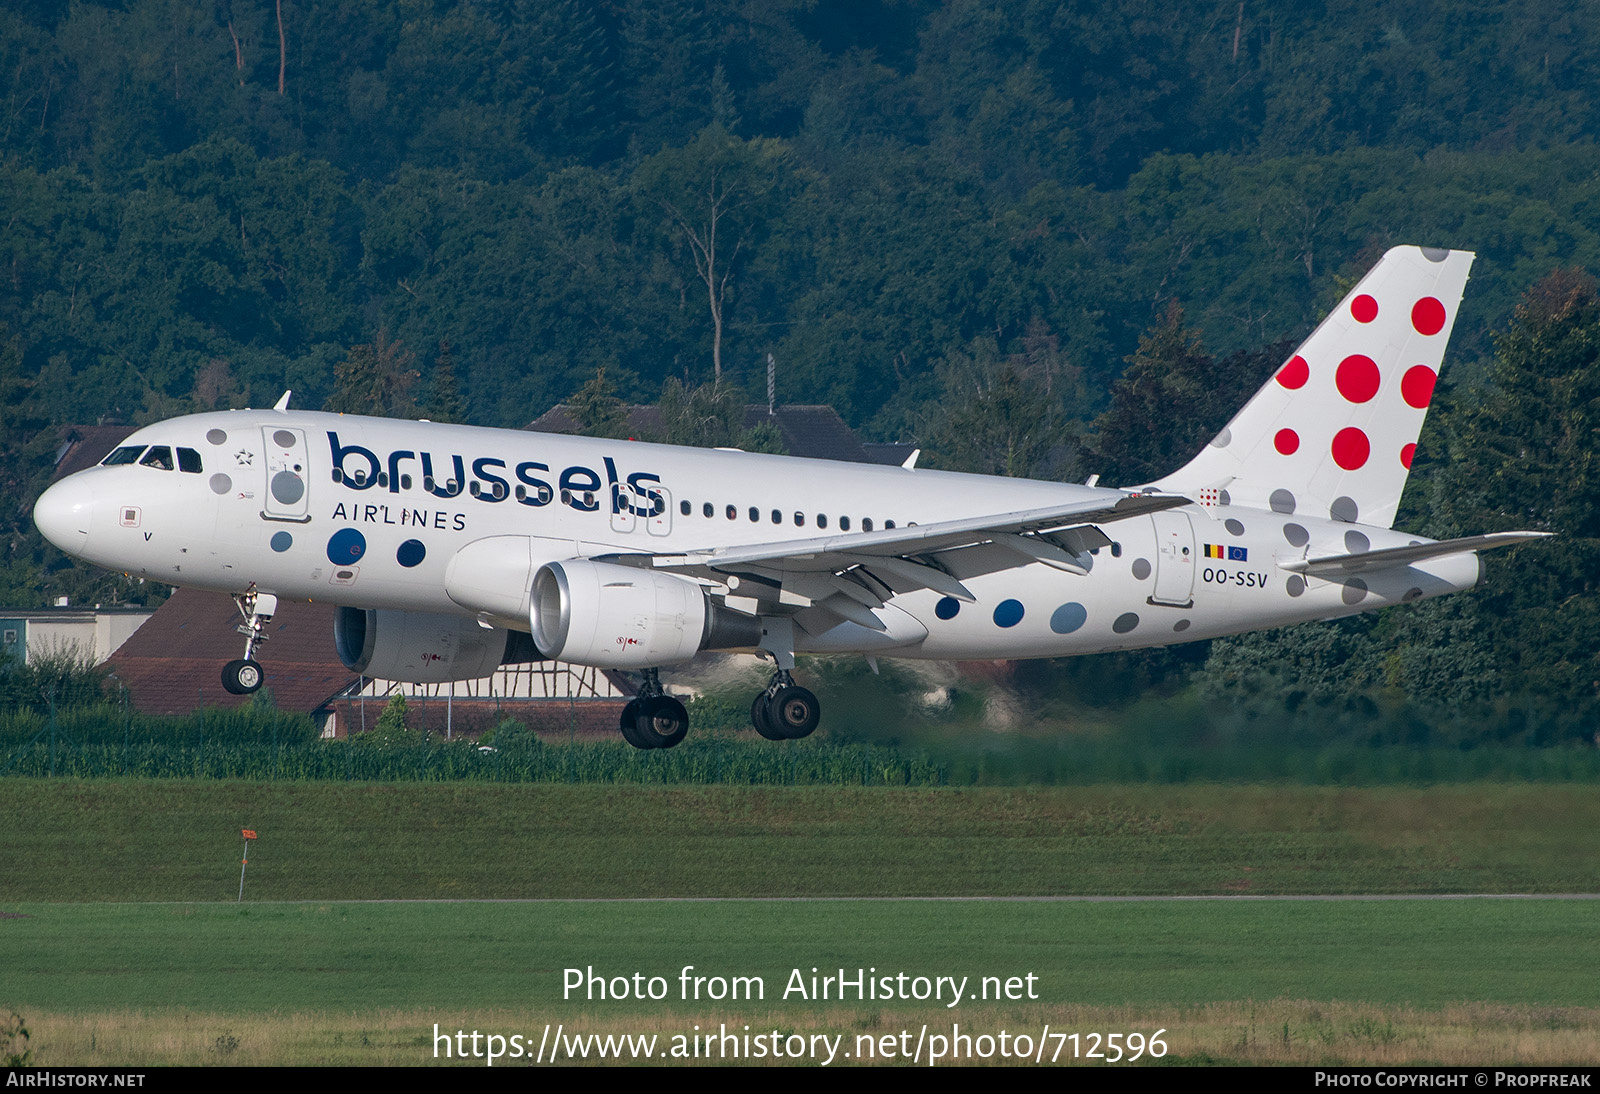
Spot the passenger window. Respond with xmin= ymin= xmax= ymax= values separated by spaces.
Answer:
xmin=862 ymin=518 xmax=874 ymax=532
xmin=794 ymin=512 xmax=805 ymax=527
xmin=139 ymin=446 xmax=174 ymax=471
xmin=726 ymin=504 xmax=737 ymax=520
xmin=840 ymin=516 xmax=851 ymax=531
xmin=749 ymin=507 xmax=759 ymax=522
xmin=771 ymin=509 xmax=781 ymax=524
xmin=176 ymin=448 xmax=203 ymax=473
xmin=102 ymin=446 xmax=145 ymax=467
xmin=702 ymin=502 xmax=713 ymax=518
xmin=680 ymin=500 xmax=691 ymax=516
xmin=817 ymin=514 xmax=828 ymax=529
xmin=884 ymin=520 xmax=895 ymax=529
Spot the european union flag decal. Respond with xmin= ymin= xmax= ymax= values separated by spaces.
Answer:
xmin=1228 ymin=546 xmax=1249 ymax=562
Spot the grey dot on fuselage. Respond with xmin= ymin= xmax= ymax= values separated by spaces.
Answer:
xmin=1283 ymin=523 xmax=1310 ymax=547
xmin=1330 ymin=496 xmax=1360 ymax=523
xmin=1113 ymin=612 xmax=1140 ymax=634
xmin=1344 ymin=530 xmax=1370 ymax=553
xmin=1211 ymin=427 xmax=1231 ymax=448
xmin=209 ymin=473 xmax=232 ymax=494
xmin=1286 ymin=576 xmax=1306 ymax=597
xmin=1341 ymin=578 xmax=1369 ymax=605
xmin=1219 ymin=489 xmax=1231 ymax=507
xmin=1270 ymin=489 xmax=1296 ymax=514
xmin=271 ymin=471 xmax=304 ymax=505
xmin=1225 ymin=519 xmax=1245 ymax=536
xmin=1420 ymin=247 xmax=1449 ymax=262
xmin=1173 ymin=619 xmax=1191 ymax=632
xmin=1131 ymin=558 xmax=1152 ymax=580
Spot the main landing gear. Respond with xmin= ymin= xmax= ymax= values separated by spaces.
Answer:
xmin=616 ymin=666 xmax=823 ymax=750
xmin=619 ymin=667 xmax=690 ymax=749
xmin=221 ymin=587 xmax=276 ymax=696
xmin=750 ymin=670 xmax=821 ymax=740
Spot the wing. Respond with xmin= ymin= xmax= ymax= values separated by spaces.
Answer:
xmin=594 ymin=492 xmax=1190 ymax=636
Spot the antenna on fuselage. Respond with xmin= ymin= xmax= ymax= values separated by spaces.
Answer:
xmin=273 ymin=391 xmax=292 ymax=411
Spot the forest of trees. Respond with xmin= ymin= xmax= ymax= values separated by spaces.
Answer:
xmin=3 ymin=0 xmax=1599 ymax=742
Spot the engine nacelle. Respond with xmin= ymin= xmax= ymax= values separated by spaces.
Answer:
xmin=334 ymin=607 xmax=528 ymax=683
xmin=532 ymin=558 xmax=759 ymax=668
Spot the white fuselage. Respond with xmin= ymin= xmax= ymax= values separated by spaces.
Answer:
xmin=34 ymin=409 xmax=1479 ymax=664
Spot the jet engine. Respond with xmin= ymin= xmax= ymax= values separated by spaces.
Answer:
xmin=532 ymin=558 xmax=760 ymax=668
xmin=334 ymin=607 xmax=536 ymax=683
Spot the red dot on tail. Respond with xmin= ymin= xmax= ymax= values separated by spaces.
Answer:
xmin=1412 ymin=297 xmax=1446 ymax=335
xmin=1274 ymin=428 xmax=1300 ymax=455
xmin=1332 ymin=427 xmax=1370 ymax=470
xmin=1276 ymin=355 xmax=1309 ymax=389
xmin=1400 ymin=443 xmax=1416 ymax=469
xmin=1335 ymin=355 xmax=1380 ymax=403
xmin=1351 ymin=294 xmax=1379 ymax=323
xmin=1401 ymin=365 xmax=1437 ymax=408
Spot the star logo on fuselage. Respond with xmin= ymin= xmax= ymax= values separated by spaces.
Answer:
xmin=235 ymin=450 xmax=253 ymax=466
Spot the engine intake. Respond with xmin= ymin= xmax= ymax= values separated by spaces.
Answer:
xmin=334 ymin=607 xmax=530 ymax=683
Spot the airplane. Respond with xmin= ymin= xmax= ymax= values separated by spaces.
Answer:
xmin=32 ymin=246 xmax=1548 ymax=748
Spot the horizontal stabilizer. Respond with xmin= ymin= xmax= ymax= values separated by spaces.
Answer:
xmin=1280 ymin=531 xmax=1552 ymax=578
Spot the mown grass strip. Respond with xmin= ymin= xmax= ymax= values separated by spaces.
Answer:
xmin=4 ymin=899 xmax=1599 ymax=1014
xmin=3 ymin=780 xmax=1599 ymax=901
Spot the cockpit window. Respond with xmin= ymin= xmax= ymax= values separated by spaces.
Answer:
xmin=176 ymin=447 xmax=202 ymax=473
xmin=102 ymin=446 xmax=146 ymax=466
xmin=139 ymin=446 xmax=175 ymax=471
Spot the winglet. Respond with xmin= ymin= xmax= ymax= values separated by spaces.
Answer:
xmin=273 ymin=391 xmax=293 ymax=411
xmin=902 ymin=448 xmax=920 ymax=470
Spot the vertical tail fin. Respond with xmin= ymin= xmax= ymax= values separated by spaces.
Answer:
xmin=1152 ymin=246 xmax=1474 ymax=528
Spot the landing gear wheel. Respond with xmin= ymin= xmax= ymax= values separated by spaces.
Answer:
xmin=752 ymin=693 xmax=786 ymax=740
xmin=618 ymin=699 xmax=653 ymax=749
xmin=222 ymin=658 xmax=263 ymax=695
xmin=769 ymin=686 xmax=820 ymax=739
xmin=634 ymin=696 xmax=689 ymax=749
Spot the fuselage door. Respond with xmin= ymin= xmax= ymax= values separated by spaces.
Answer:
xmin=610 ymin=483 xmax=638 ymax=534
xmin=1149 ymin=510 xmax=1195 ymax=607
xmin=647 ymin=486 xmax=673 ymax=537
xmin=261 ymin=426 xmax=311 ymax=522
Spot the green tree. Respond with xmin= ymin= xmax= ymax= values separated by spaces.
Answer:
xmin=326 ymin=329 xmax=418 ymax=417
xmin=565 ymin=367 xmax=631 ymax=439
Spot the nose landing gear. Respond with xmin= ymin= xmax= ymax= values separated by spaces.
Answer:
xmin=221 ymin=587 xmax=276 ymax=695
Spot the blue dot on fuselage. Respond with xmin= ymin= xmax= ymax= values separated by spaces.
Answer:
xmin=269 ymin=531 xmax=293 ymax=553
xmin=326 ymin=527 xmax=366 ymax=565
xmin=1050 ymin=602 xmax=1088 ymax=634
xmin=935 ymin=596 xmax=961 ymax=620
xmin=993 ymin=599 xmax=1024 ymax=628
xmin=397 ymin=539 xmax=426 ymax=568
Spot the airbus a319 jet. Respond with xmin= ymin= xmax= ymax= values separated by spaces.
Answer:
xmin=34 ymin=246 xmax=1546 ymax=748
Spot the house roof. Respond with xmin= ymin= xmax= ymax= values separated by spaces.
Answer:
xmin=51 ymin=425 xmax=139 ymax=482
xmin=104 ymin=587 xmax=354 ymax=716
xmin=528 ymin=404 xmax=899 ymax=464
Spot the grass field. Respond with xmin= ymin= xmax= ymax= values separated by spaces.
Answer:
xmin=4 ymin=778 xmax=1598 ymax=1066
xmin=4 ymin=779 xmax=1600 ymax=900
xmin=4 ymin=900 xmax=1599 ymax=1065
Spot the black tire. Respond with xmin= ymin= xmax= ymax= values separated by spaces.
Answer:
xmin=222 ymin=658 xmax=263 ymax=695
xmin=752 ymin=692 xmax=786 ymax=740
xmin=634 ymin=695 xmax=689 ymax=749
xmin=618 ymin=699 xmax=653 ymax=749
xmin=769 ymin=685 xmax=820 ymax=739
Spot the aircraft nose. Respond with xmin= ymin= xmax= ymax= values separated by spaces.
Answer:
xmin=34 ymin=475 xmax=95 ymax=556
